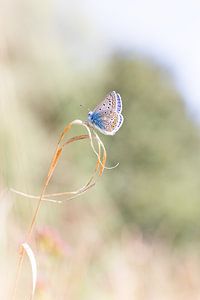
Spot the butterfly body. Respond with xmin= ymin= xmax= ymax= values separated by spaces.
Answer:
xmin=87 ymin=91 xmax=124 ymax=135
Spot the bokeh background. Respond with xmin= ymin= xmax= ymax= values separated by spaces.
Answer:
xmin=1 ymin=1 xmax=200 ymax=299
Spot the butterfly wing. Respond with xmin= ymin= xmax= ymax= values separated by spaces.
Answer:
xmin=89 ymin=91 xmax=123 ymax=135
xmin=93 ymin=91 xmax=122 ymax=114
xmin=104 ymin=112 xmax=124 ymax=135
xmin=115 ymin=93 xmax=122 ymax=114
xmin=95 ymin=111 xmax=124 ymax=136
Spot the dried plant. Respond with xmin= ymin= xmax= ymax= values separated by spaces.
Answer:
xmin=11 ymin=119 xmax=117 ymax=300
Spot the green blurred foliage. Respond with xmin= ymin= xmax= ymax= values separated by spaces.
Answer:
xmin=2 ymin=3 xmax=200 ymax=298
xmin=2 ymin=4 xmax=200 ymax=300
xmin=11 ymin=52 xmax=200 ymax=242
xmin=1 ymin=45 xmax=200 ymax=243
xmin=103 ymin=56 xmax=200 ymax=242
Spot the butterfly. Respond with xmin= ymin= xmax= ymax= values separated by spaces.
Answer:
xmin=87 ymin=91 xmax=124 ymax=135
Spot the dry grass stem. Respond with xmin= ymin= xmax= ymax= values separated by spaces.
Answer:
xmin=11 ymin=119 xmax=108 ymax=300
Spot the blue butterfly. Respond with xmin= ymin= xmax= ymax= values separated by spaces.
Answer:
xmin=87 ymin=91 xmax=124 ymax=135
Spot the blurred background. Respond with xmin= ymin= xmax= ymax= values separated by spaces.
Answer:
xmin=1 ymin=0 xmax=200 ymax=299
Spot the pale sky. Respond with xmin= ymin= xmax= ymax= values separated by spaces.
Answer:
xmin=80 ymin=0 xmax=200 ymax=121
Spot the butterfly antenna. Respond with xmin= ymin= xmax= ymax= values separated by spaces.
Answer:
xmin=80 ymin=104 xmax=90 ymax=111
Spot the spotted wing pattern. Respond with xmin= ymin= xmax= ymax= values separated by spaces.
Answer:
xmin=93 ymin=91 xmax=118 ymax=114
xmin=116 ymin=93 xmax=122 ymax=113
xmin=100 ymin=111 xmax=123 ymax=135
xmin=88 ymin=91 xmax=123 ymax=135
